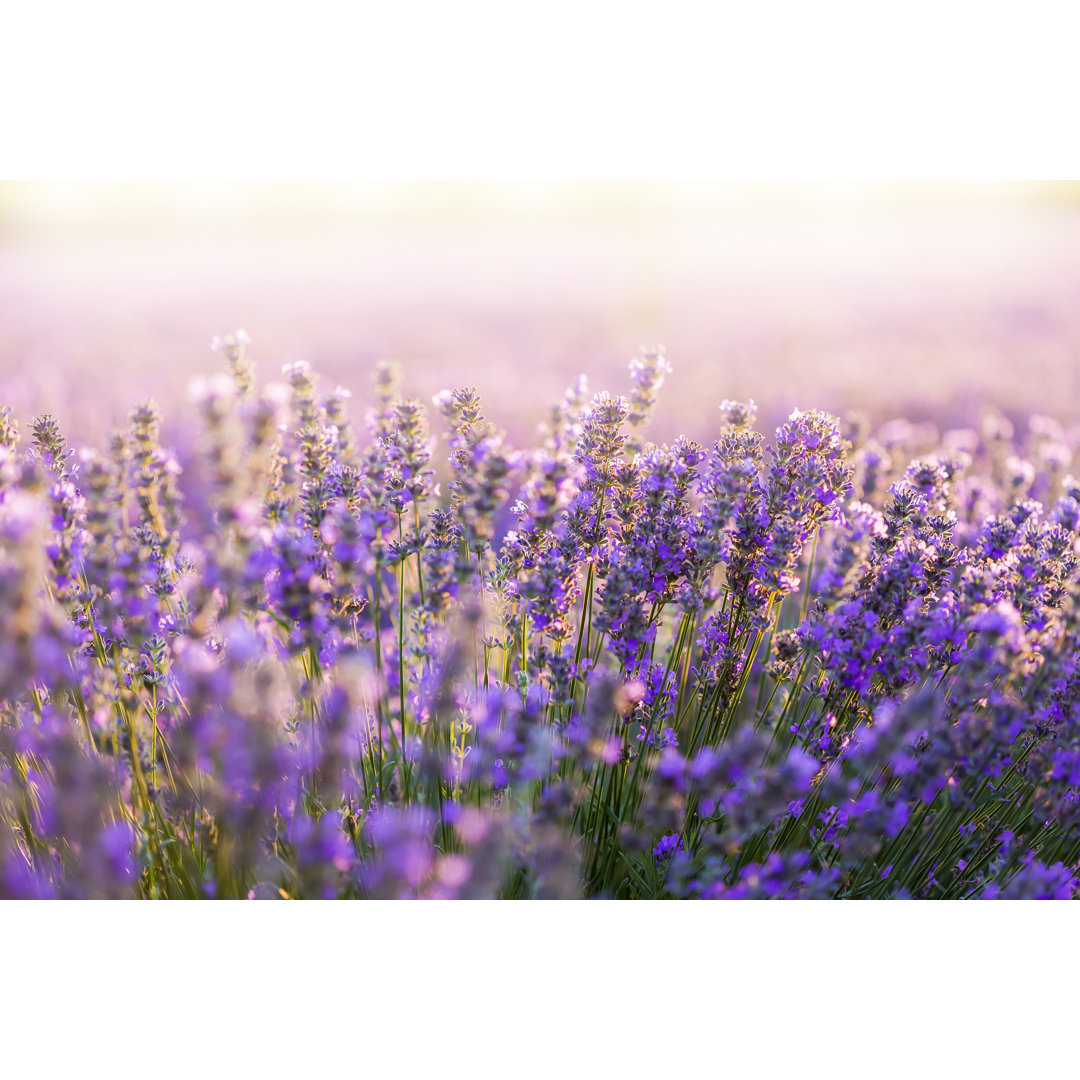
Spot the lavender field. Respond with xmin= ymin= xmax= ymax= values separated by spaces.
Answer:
xmin=4 ymin=188 xmax=1080 ymax=899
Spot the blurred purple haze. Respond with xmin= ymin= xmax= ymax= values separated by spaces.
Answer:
xmin=2 ymin=182 xmax=1080 ymax=449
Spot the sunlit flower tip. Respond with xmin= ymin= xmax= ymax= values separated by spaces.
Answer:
xmin=319 ymin=517 xmax=341 ymax=546
xmin=307 ymin=575 xmax=331 ymax=596
xmin=209 ymin=335 xmax=224 ymax=352
xmin=437 ymin=854 xmax=472 ymax=888
xmin=614 ymin=679 xmax=647 ymax=717
xmin=718 ymin=398 xmax=758 ymax=428
xmin=455 ymin=806 xmax=489 ymax=845
xmin=281 ymin=360 xmax=310 ymax=380
xmin=235 ymin=329 xmax=251 ymax=345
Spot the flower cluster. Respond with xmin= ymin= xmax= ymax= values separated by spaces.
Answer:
xmin=2 ymin=337 xmax=1079 ymax=899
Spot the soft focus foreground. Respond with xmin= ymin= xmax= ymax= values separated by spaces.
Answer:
xmin=2 ymin=334 xmax=1080 ymax=899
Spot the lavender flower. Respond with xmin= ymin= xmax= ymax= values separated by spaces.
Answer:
xmin=5 ymin=339 xmax=1080 ymax=900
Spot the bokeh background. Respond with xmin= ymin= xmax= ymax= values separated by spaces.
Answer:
xmin=3 ymin=180 xmax=1080 ymax=448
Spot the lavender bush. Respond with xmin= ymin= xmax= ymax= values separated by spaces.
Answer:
xmin=2 ymin=332 xmax=1079 ymax=899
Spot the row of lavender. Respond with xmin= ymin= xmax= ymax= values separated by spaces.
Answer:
xmin=1 ymin=333 xmax=1078 ymax=898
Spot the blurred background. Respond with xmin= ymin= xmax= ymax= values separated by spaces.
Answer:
xmin=3 ymin=180 xmax=1080 ymax=448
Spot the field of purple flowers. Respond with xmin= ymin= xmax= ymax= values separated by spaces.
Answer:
xmin=2 ymin=329 xmax=1080 ymax=899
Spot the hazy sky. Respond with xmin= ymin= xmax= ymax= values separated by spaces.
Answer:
xmin=1 ymin=181 xmax=1072 ymax=236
